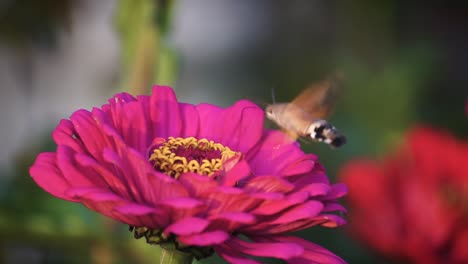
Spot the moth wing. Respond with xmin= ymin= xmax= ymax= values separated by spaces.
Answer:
xmin=291 ymin=73 xmax=344 ymax=119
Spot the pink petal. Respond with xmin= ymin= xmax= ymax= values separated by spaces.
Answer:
xmin=220 ymin=100 xmax=264 ymax=153
xmin=179 ymin=103 xmax=199 ymax=138
xmin=219 ymin=159 xmax=251 ymax=187
xmin=69 ymin=109 xmax=112 ymax=160
xmin=113 ymin=203 xmax=164 ymax=228
xmin=195 ymin=103 xmax=223 ymax=142
xmin=108 ymin=92 xmax=137 ymax=105
xmin=101 ymin=87 xmax=183 ymax=153
xmin=209 ymin=212 xmax=255 ymax=224
xmin=324 ymin=183 xmax=348 ymax=200
xmin=164 ymin=217 xmax=209 ymax=236
xmin=113 ymin=203 xmax=157 ymax=215
xmin=296 ymin=183 xmax=330 ymax=197
xmin=177 ymin=172 xmax=218 ymax=197
xmin=250 ymin=192 xmax=309 ymax=215
xmin=270 ymin=200 xmax=324 ymax=224
xmin=266 ymin=212 xmax=347 ymax=234
xmin=158 ymin=197 xmax=207 ymax=222
xmin=221 ymin=237 xmax=304 ymax=260
xmin=292 ymin=167 xmax=330 ymax=186
xmin=101 ymin=148 xmax=152 ymax=203
xmin=270 ymin=214 xmax=346 ymax=234
xmin=178 ymin=230 xmax=230 ymax=246
xmin=149 ymin=85 xmax=182 ymax=138
xmin=258 ymin=219 xmax=310 ymax=235
xmin=146 ymin=171 xmax=191 ymax=202
xmin=243 ymin=175 xmax=295 ymax=193
xmin=314 ymin=214 xmax=347 ymax=228
xmin=159 ymin=197 xmax=204 ymax=209
xmin=248 ymin=130 xmax=305 ymax=176
xmin=249 ymin=191 xmax=284 ymax=200
xmin=214 ymin=244 xmax=261 ymax=264
xmin=75 ymin=153 xmax=133 ymax=200
xmin=208 ymin=212 xmax=256 ymax=231
xmin=29 ymin=152 xmax=76 ymax=201
xmin=106 ymin=96 xmax=153 ymax=152
xmin=197 ymin=100 xmax=264 ymax=153
xmin=259 ymin=236 xmax=347 ymax=264
xmin=244 ymin=201 xmax=327 ymax=234
xmin=66 ymin=187 xmax=133 ymax=224
xmin=199 ymin=187 xmax=262 ymax=215
xmin=100 ymin=92 xmax=136 ymax=126
xmin=102 ymin=92 xmax=138 ymax=141
xmin=56 ymin=145 xmax=103 ymax=187
xmin=279 ymin=154 xmax=317 ymax=177
xmin=69 ymin=187 xmax=166 ymax=228
xmin=52 ymin=119 xmax=85 ymax=153
xmin=103 ymin=145 xmax=189 ymax=205
xmin=323 ymin=203 xmax=347 ymax=213
xmin=66 ymin=186 xmax=123 ymax=201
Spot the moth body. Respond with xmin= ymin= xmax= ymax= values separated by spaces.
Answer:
xmin=266 ymin=103 xmax=346 ymax=148
xmin=265 ymin=74 xmax=346 ymax=148
xmin=265 ymin=103 xmax=310 ymax=135
xmin=306 ymin=119 xmax=346 ymax=148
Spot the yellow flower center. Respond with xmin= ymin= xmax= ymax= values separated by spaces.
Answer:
xmin=149 ymin=137 xmax=237 ymax=178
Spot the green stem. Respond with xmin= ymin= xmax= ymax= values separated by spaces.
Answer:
xmin=156 ymin=245 xmax=194 ymax=264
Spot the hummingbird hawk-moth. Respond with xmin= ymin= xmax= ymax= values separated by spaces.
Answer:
xmin=265 ymin=74 xmax=346 ymax=148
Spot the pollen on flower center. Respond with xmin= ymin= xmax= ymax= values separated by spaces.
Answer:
xmin=149 ymin=137 xmax=237 ymax=178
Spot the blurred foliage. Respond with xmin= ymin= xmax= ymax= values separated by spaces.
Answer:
xmin=0 ymin=0 xmax=73 ymax=48
xmin=115 ymin=0 xmax=178 ymax=95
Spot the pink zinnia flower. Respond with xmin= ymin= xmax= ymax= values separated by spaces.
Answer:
xmin=30 ymin=86 xmax=347 ymax=263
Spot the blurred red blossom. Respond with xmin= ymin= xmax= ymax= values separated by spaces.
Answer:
xmin=339 ymin=126 xmax=468 ymax=264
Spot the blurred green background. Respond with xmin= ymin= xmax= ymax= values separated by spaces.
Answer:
xmin=0 ymin=0 xmax=467 ymax=263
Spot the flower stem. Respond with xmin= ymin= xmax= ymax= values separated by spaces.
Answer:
xmin=156 ymin=244 xmax=194 ymax=264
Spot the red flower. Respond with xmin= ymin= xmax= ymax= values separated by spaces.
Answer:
xmin=339 ymin=126 xmax=468 ymax=264
xmin=30 ymin=86 xmax=347 ymax=263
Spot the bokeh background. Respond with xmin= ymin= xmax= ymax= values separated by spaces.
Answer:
xmin=1 ymin=0 xmax=467 ymax=263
